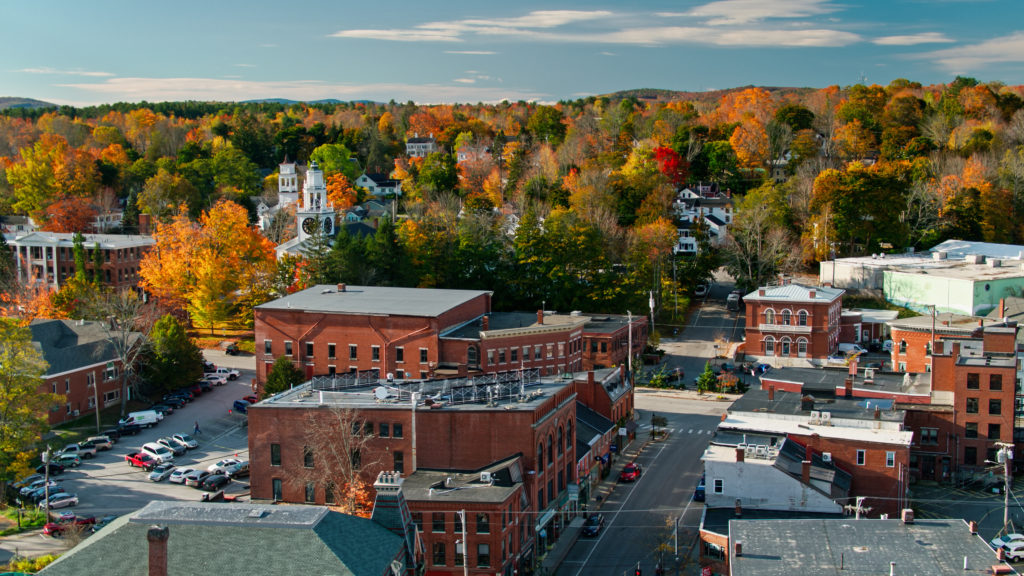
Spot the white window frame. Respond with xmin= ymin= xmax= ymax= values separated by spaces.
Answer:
xmin=712 ymin=478 xmax=724 ymax=494
xmin=764 ymin=336 xmax=775 ymax=355
xmin=856 ymin=450 xmax=866 ymax=466
xmin=886 ymin=451 xmax=895 ymax=468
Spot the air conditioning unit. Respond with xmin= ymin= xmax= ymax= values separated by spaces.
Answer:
xmin=480 ymin=472 xmax=492 ymax=483
xmin=72 ymin=410 xmax=80 ymax=417
xmin=822 ymin=452 xmax=832 ymax=462
xmin=821 ymin=412 xmax=832 ymax=426
xmin=809 ymin=410 xmax=821 ymax=424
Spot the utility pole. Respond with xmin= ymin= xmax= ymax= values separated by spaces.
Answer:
xmin=997 ymin=443 xmax=1014 ymax=530
xmin=410 ymin=392 xmax=419 ymax=473
xmin=42 ymin=446 xmax=52 ymax=520
xmin=627 ymin=311 xmax=633 ymax=377
xmin=458 ymin=509 xmax=468 ymax=576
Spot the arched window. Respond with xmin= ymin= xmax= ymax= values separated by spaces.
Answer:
xmin=547 ymin=435 xmax=553 ymax=466
xmin=467 ymin=345 xmax=479 ymax=367
xmin=764 ymin=336 xmax=776 ymax=355
xmin=781 ymin=309 xmax=792 ymax=326
xmin=798 ymin=310 xmax=808 ymax=326
xmin=781 ymin=337 xmax=792 ymax=356
xmin=797 ymin=338 xmax=808 ymax=358
xmin=557 ymin=426 xmax=564 ymax=455
xmin=764 ymin=309 xmax=775 ymax=324
xmin=899 ymin=340 xmax=907 ymax=353
xmin=537 ymin=442 xmax=544 ymax=470
xmin=566 ymin=421 xmax=573 ymax=451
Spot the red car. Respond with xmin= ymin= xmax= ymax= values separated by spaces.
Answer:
xmin=43 ymin=516 xmax=95 ymax=536
xmin=125 ymin=452 xmax=157 ymax=471
xmin=619 ymin=463 xmax=643 ymax=482
xmin=242 ymin=394 xmax=258 ymax=405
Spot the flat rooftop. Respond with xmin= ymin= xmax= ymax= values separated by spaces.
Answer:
xmin=731 ymin=387 xmax=910 ymax=422
xmin=255 ymin=284 xmax=491 ymax=317
xmin=719 ymin=413 xmax=913 ymax=446
xmin=444 ymin=311 xmax=586 ymax=339
xmin=730 ymin=518 xmax=1009 ymax=576
xmin=702 ymin=507 xmax=842 ymax=536
xmin=402 ymin=456 xmax=523 ymax=504
xmin=9 ymin=231 xmax=154 ymax=248
xmin=888 ymin=312 xmax=1000 ymax=334
xmin=833 ymin=253 xmax=1024 ymax=280
xmin=131 ymin=500 xmax=328 ymax=529
xmin=762 ymin=366 xmax=932 ymax=398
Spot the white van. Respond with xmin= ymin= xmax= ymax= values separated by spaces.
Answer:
xmin=141 ymin=442 xmax=175 ymax=463
xmin=118 ymin=410 xmax=162 ymax=428
xmin=838 ymin=343 xmax=868 ymax=355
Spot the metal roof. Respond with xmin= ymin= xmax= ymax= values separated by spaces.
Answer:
xmin=744 ymin=283 xmax=844 ymax=302
xmin=256 ymin=284 xmax=491 ymax=317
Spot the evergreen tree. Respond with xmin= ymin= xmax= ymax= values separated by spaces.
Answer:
xmin=142 ymin=314 xmax=203 ymax=393
xmin=91 ymin=242 xmax=103 ymax=284
xmin=263 ymin=356 xmax=304 ymax=398
xmin=72 ymin=232 xmax=87 ymax=281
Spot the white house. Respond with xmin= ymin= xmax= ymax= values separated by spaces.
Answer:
xmin=355 ymin=173 xmax=402 ymax=198
xmin=405 ymin=134 xmax=437 ymax=158
xmin=672 ymin=183 xmax=734 ymax=254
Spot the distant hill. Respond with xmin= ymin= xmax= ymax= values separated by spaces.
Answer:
xmin=0 ymin=96 xmax=56 ymax=110
xmin=241 ymin=98 xmax=378 ymax=105
xmin=601 ymin=86 xmax=817 ymax=103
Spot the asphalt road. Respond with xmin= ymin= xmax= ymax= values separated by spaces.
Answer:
xmin=561 ymin=394 xmax=728 ymax=576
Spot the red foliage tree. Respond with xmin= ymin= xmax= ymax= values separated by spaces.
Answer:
xmin=653 ymin=147 xmax=689 ymax=187
xmin=38 ymin=196 xmax=97 ymax=233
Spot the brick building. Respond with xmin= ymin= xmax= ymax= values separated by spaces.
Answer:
xmin=254 ymin=285 xmax=647 ymax=386
xmin=743 ymin=282 xmax=844 ymax=365
xmin=8 ymin=232 xmax=153 ymax=290
xmin=887 ymin=312 xmax=1005 ymax=373
xmin=30 ymin=319 xmax=140 ymax=425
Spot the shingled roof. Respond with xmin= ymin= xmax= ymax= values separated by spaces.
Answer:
xmin=29 ymin=319 xmax=140 ymax=376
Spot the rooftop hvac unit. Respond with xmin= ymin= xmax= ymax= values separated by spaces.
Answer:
xmin=822 ymin=452 xmax=832 ymax=462
xmin=989 ymin=259 xmax=1002 ymax=268
xmin=933 ymin=251 xmax=947 ymax=260
xmin=821 ymin=412 xmax=832 ymax=426
xmin=480 ymin=472 xmax=492 ymax=483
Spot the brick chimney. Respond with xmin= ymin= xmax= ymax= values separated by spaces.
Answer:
xmin=969 ymin=520 xmax=979 ymax=534
xmin=758 ymin=288 xmax=766 ymax=296
xmin=874 ymin=406 xmax=881 ymax=420
xmin=844 ymin=378 xmax=853 ymax=398
xmin=1000 ymin=298 xmax=1006 ymax=319
xmin=371 ymin=471 xmax=418 ymax=570
xmin=337 ymin=283 xmax=346 ymax=292
xmin=481 ymin=315 xmax=489 ymax=331
xmin=147 ymin=525 xmax=169 ymax=576
xmin=768 ymin=385 xmax=775 ymax=401
xmin=537 ymin=309 xmax=544 ymax=325
xmin=801 ymin=460 xmax=811 ymax=485
xmin=901 ymin=509 xmax=914 ymax=524
xmin=734 ymin=541 xmax=742 ymax=556
xmin=809 ymin=289 xmax=816 ymax=299
xmin=734 ymin=499 xmax=742 ymax=517
xmin=736 ymin=447 xmax=745 ymax=462
xmin=587 ymin=371 xmax=595 ymax=386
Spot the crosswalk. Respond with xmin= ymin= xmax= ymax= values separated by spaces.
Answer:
xmin=638 ymin=425 xmax=715 ymax=435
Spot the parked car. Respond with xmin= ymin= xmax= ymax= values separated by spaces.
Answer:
xmin=200 ymin=474 xmax=231 ymax=492
xmin=157 ymin=437 xmax=187 ymax=456
xmin=117 ymin=423 xmax=143 ymax=436
xmin=56 ymin=454 xmax=81 ymax=468
xmin=864 ymin=361 xmax=884 ymax=370
xmin=208 ymin=458 xmax=241 ymax=474
xmin=224 ymin=342 xmax=240 ymax=356
xmin=223 ymin=460 xmax=249 ymax=479
xmin=21 ymin=479 xmax=58 ymax=497
xmin=43 ymin=515 xmax=95 ymax=536
xmin=619 ymin=463 xmax=643 ymax=482
xmin=991 ymin=533 xmax=1024 ymax=549
xmin=205 ymin=367 xmax=240 ymax=381
xmin=197 ymin=380 xmax=213 ymax=393
xmin=35 ymin=462 xmax=65 ymax=476
xmin=149 ymin=404 xmax=174 ymax=416
xmin=99 ymin=428 xmax=122 ymax=441
xmin=93 ymin=514 xmax=118 ymax=531
xmin=161 ymin=396 xmax=187 ymax=409
xmin=186 ymin=382 xmax=204 ymax=396
xmin=141 ymin=442 xmax=175 ymax=463
xmin=169 ymin=467 xmax=195 ymax=484
xmin=172 ymin=389 xmax=195 ymax=401
xmin=1003 ymin=541 xmax=1024 ymax=562
xmin=13 ymin=474 xmax=44 ymax=490
xmin=184 ymin=469 xmax=212 ymax=488
xmin=582 ymin=514 xmax=605 ymax=537
xmin=172 ymin=433 xmax=198 ymax=450
xmin=125 ymin=452 xmax=157 ymax=471
xmin=694 ymin=476 xmax=706 ymax=502
xmin=242 ymin=394 xmax=258 ymax=405
xmin=200 ymin=374 xmax=227 ymax=387
xmin=694 ymin=284 xmax=708 ymax=298
xmin=118 ymin=410 xmax=162 ymax=428
xmin=40 ymin=492 xmax=78 ymax=509
xmin=232 ymin=400 xmax=251 ymax=414
xmin=203 ymin=360 xmax=216 ymax=372
xmin=148 ymin=463 xmax=176 ymax=482
xmin=86 ymin=435 xmax=114 ymax=450
xmin=59 ymin=442 xmax=96 ymax=459
xmin=27 ymin=484 xmax=63 ymax=503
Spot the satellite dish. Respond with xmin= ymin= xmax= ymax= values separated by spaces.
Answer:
xmin=386 ymin=372 xmax=395 ymax=382
xmin=374 ymin=386 xmax=389 ymax=400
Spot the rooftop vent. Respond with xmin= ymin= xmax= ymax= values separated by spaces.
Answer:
xmin=965 ymin=254 xmax=985 ymax=264
xmin=989 ymin=259 xmax=1002 ymax=268
xmin=247 ymin=509 xmax=268 ymax=519
xmin=933 ymin=251 xmax=947 ymax=260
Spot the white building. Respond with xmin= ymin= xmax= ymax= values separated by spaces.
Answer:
xmin=275 ymin=161 xmax=336 ymax=259
xmin=354 ymin=173 xmax=402 ymax=198
xmin=405 ymin=134 xmax=437 ymax=158
xmin=672 ymin=184 xmax=734 ymax=254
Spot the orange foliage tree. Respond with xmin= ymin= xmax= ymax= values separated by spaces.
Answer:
xmin=326 ymin=173 xmax=358 ymax=212
xmin=38 ymin=196 xmax=97 ymax=233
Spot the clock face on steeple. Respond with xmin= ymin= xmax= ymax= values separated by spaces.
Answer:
xmin=322 ymin=218 xmax=333 ymax=235
xmin=301 ymin=217 xmax=317 ymax=234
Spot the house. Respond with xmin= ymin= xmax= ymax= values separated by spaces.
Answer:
xmin=7 ymin=232 xmax=154 ymax=290
xmin=726 ymin=516 xmax=1008 ymax=576
xmin=742 ymin=282 xmax=844 ymax=366
xmin=671 ymin=184 xmax=734 ymax=254
xmin=456 ymin=144 xmax=490 ymax=164
xmin=30 ymin=319 xmax=141 ymax=425
xmin=356 ymin=173 xmax=403 ymax=198
xmin=0 ymin=214 xmax=37 ymax=234
xmin=406 ymin=134 xmax=437 ymax=158
xmin=345 ymin=205 xmax=369 ymax=222
xmin=887 ymin=312 xmax=1004 ymax=373
xmin=39 ymin=474 xmax=421 ymax=576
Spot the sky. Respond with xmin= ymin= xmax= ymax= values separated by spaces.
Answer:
xmin=2 ymin=0 xmax=1023 ymax=106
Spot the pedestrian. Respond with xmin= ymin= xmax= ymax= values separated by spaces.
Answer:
xmin=194 ymin=420 xmax=201 ymax=436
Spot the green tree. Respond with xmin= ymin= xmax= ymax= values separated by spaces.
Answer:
xmin=142 ymin=314 xmax=203 ymax=394
xmin=695 ymin=361 xmax=718 ymax=394
xmin=212 ymin=146 xmax=261 ymax=195
xmin=91 ymin=242 xmax=103 ymax=285
xmin=723 ymin=183 xmax=795 ymax=291
xmin=263 ymin=356 xmax=304 ymax=398
xmin=0 ymin=319 xmax=60 ymax=497
xmin=310 ymin=143 xmax=360 ymax=181
xmin=138 ymin=168 xmax=200 ymax=221
xmin=299 ymin=219 xmax=335 ymax=286
xmin=418 ymin=151 xmax=458 ymax=197
xmin=527 ymin=105 xmax=567 ymax=146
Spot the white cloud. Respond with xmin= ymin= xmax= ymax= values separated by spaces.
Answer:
xmin=57 ymin=76 xmax=547 ymax=105
xmin=453 ymin=78 xmax=476 ymax=84
xmin=686 ymin=0 xmax=842 ymax=25
xmin=873 ymin=32 xmax=954 ymax=45
xmin=604 ymin=26 xmax=861 ymax=47
xmin=331 ymin=28 xmax=462 ymax=42
xmin=600 ymin=51 xmax=616 ymax=56
xmin=20 ymin=67 xmax=114 ymax=77
xmin=921 ymin=31 xmax=1024 ymax=71
xmin=331 ymin=10 xmax=613 ymax=43
xmin=444 ymin=50 xmax=498 ymax=55
xmin=235 ymin=63 xmax=257 ymax=68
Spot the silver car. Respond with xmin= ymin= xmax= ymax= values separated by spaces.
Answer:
xmin=172 ymin=433 xmax=199 ymax=450
xmin=148 ymin=463 xmax=176 ymax=482
xmin=169 ymin=467 xmax=195 ymax=484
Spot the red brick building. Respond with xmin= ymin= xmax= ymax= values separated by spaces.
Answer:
xmin=887 ymin=312 xmax=1005 ymax=373
xmin=743 ymin=283 xmax=844 ymax=364
xmin=29 ymin=319 xmax=136 ymax=425
xmin=9 ymin=232 xmax=153 ymax=291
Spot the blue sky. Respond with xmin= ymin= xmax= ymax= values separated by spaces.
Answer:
xmin=3 ymin=0 xmax=1023 ymax=106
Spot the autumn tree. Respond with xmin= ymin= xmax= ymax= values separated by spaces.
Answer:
xmin=723 ymin=184 xmax=797 ymax=290
xmin=138 ymin=168 xmax=200 ymax=221
xmin=0 ymin=319 xmax=60 ymax=498
xmin=326 ymin=173 xmax=359 ymax=211
xmin=298 ymin=407 xmax=378 ymax=517
xmin=38 ymin=196 xmax=97 ymax=233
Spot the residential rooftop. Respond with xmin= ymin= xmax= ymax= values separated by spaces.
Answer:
xmin=729 ymin=517 xmax=1009 ymax=576
xmin=30 ymin=319 xmax=142 ymax=377
xmin=255 ymin=284 xmax=491 ymax=318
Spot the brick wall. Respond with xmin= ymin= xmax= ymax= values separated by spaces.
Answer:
xmin=413 ymin=493 xmax=524 ymax=575
xmin=744 ymin=297 xmax=840 ymax=360
xmin=43 ymin=361 xmax=124 ymax=426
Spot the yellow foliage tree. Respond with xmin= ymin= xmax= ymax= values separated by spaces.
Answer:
xmin=730 ymin=118 xmax=769 ymax=168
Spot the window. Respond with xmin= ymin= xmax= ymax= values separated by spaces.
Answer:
xmin=380 ymin=423 xmax=390 ymax=437
xmin=537 ymin=489 xmax=544 ymax=509
xmin=396 ymin=347 xmax=404 ymax=362
xmin=412 ymin=512 xmax=423 ymax=531
xmin=798 ymin=310 xmax=808 ymax=326
xmin=328 ymin=365 xmax=336 ymax=376
xmin=455 ymin=544 xmax=464 ymax=567
xmin=103 ymin=390 xmax=119 ymax=404
xmin=265 ymin=339 xmax=272 ymax=354
xmin=566 ymin=421 xmax=573 ymax=450
xmin=325 ymin=482 xmax=335 ymax=504
xmin=477 ymin=543 xmax=490 ymax=568
xmin=371 ymin=345 xmax=380 ymax=361
xmin=557 ymin=427 xmax=563 ymax=455
xmin=349 ymin=344 xmax=358 ymax=360
xmin=433 ymin=542 xmax=446 ymax=566
xmin=990 ymin=374 xmax=1003 ymax=390
xmin=420 ymin=348 xmax=429 ymax=363
xmin=856 ymin=450 xmax=866 ymax=465
xmin=764 ymin=337 xmax=775 ymax=355
xmin=499 ymin=349 xmax=506 ymax=363
xmin=350 ymin=449 xmax=361 ymax=468
xmin=558 ymin=470 xmax=564 ymax=491
xmin=305 ymin=342 xmax=314 ymax=358
xmin=394 ymin=451 xmax=404 ymax=473
xmin=546 ymin=344 xmax=554 ymax=359
xmin=990 ymin=399 xmax=1002 ymax=415
xmin=989 ymin=423 xmax=1002 ymax=440
xmin=557 ymin=342 xmax=565 ymax=357
xmin=270 ymin=443 xmax=281 ymax=466
xmin=964 ymin=446 xmax=978 ymax=466
xmin=328 ymin=343 xmax=335 ymax=359
xmin=487 ymin=350 xmax=495 ymax=365
xmin=468 ymin=345 xmax=479 ymax=366
xmin=396 ymin=369 xmax=404 ymax=380
xmin=476 ymin=513 xmax=490 ymax=534
xmin=537 ymin=442 xmax=544 ymax=469
xmin=712 ymin=478 xmax=724 ymax=494
xmin=66 ymin=378 xmax=71 ymax=392
xmin=272 ymin=478 xmax=282 ymax=501
xmin=967 ymin=373 xmax=980 ymax=389
xmin=432 ymin=513 xmax=445 ymax=532
xmin=103 ymin=364 xmax=117 ymax=381
xmin=535 ymin=345 xmax=542 ymax=360
xmin=797 ymin=338 xmax=808 ymax=358
xmin=765 ymin=309 xmax=775 ymax=324
xmin=364 ymin=421 xmax=374 ymax=436
xmin=284 ymin=341 xmax=293 ymax=356
xmin=511 ymin=348 xmax=518 ymax=362
xmin=305 ymin=482 xmax=316 ymax=503
xmin=899 ymin=340 xmax=907 ymax=354
xmin=303 ymin=446 xmax=314 ymax=468
xmin=781 ymin=310 xmax=791 ymax=325
xmin=966 ymin=398 xmax=979 ymax=413
xmin=547 ymin=435 xmax=553 ymax=465
xmin=393 ymin=423 xmax=403 ymax=438
xmin=600 ymin=342 xmax=607 ymax=353
xmin=965 ymin=422 xmax=979 ymax=438
xmin=921 ymin=428 xmax=939 ymax=446
xmin=886 ymin=451 xmax=895 ymax=467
